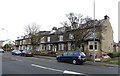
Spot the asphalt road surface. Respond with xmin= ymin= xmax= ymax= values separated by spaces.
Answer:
xmin=1 ymin=52 xmax=119 ymax=76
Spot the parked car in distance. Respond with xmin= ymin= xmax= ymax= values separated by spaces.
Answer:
xmin=56 ymin=51 xmax=86 ymax=65
xmin=20 ymin=50 xmax=33 ymax=57
xmin=11 ymin=50 xmax=21 ymax=55
xmin=0 ymin=49 xmax=4 ymax=53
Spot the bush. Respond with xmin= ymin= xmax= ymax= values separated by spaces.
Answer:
xmin=107 ymin=53 xmax=120 ymax=58
xmin=109 ymin=61 xmax=120 ymax=65
xmin=48 ymin=51 xmax=56 ymax=55
xmin=33 ymin=51 xmax=41 ymax=55
xmin=86 ymin=57 xmax=92 ymax=61
xmin=116 ymin=53 xmax=120 ymax=57
xmin=107 ymin=53 xmax=114 ymax=58
xmin=101 ymin=58 xmax=111 ymax=62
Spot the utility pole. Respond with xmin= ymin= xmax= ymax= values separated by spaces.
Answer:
xmin=93 ymin=0 xmax=96 ymax=63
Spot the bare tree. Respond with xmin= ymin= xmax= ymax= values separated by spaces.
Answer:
xmin=64 ymin=12 xmax=100 ymax=51
xmin=24 ymin=23 xmax=41 ymax=52
xmin=60 ymin=21 xmax=69 ymax=27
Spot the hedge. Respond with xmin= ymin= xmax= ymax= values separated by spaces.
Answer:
xmin=107 ymin=52 xmax=120 ymax=58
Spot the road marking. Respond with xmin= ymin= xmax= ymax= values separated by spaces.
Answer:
xmin=63 ymin=70 xmax=84 ymax=75
xmin=31 ymin=64 xmax=85 ymax=75
xmin=31 ymin=64 xmax=63 ymax=72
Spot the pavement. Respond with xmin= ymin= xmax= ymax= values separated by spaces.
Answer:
xmin=34 ymin=55 xmax=119 ymax=67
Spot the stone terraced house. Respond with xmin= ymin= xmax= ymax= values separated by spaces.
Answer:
xmin=15 ymin=15 xmax=114 ymax=57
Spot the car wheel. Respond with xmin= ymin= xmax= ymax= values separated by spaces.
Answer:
xmin=72 ymin=60 xmax=77 ymax=65
xmin=57 ymin=58 xmax=61 ymax=62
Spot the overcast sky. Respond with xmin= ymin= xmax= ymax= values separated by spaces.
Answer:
xmin=0 ymin=0 xmax=119 ymax=42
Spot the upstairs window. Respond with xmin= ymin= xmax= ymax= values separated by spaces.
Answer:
xmin=69 ymin=34 xmax=74 ymax=39
xmin=47 ymin=37 xmax=50 ymax=42
xmin=41 ymin=37 xmax=45 ymax=43
xmin=88 ymin=32 xmax=96 ymax=38
xmin=59 ymin=35 xmax=63 ymax=41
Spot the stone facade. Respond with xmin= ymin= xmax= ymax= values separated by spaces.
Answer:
xmin=15 ymin=15 xmax=114 ymax=57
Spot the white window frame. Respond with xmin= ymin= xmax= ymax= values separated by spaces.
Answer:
xmin=48 ymin=44 xmax=51 ymax=50
xmin=58 ymin=44 xmax=64 ymax=51
xmin=58 ymin=44 xmax=60 ymax=50
xmin=69 ymin=34 xmax=74 ymax=39
xmin=59 ymin=35 xmax=63 ymax=41
xmin=68 ymin=42 xmax=71 ymax=50
xmin=47 ymin=37 xmax=50 ymax=42
xmin=61 ymin=44 xmax=64 ymax=50
xmin=46 ymin=44 xmax=51 ymax=50
xmin=88 ymin=41 xmax=98 ymax=51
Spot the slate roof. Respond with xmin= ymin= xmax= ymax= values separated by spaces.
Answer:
xmin=46 ymin=19 xmax=106 ymax=35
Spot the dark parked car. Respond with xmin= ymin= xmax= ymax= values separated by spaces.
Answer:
xmin=11 ymin=50 xmax=21 ymax=55
xmin=0 ymin=49 xmax=4 ymax=53
xmin=56 ymin=51 xmax=86 ymax=65
xmin=20 ymin=50 xmax=33 ymax=57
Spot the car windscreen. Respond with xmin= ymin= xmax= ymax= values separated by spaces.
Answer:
xmin=16 ymin=50 xmax=21 ymax=53
xmin=12 ymin=50 xmax=17 ymax=52
xmin=23 ymin=51 xmax=31 ymax=53
xmin=79 ymin=52 xmax=86 ymax=56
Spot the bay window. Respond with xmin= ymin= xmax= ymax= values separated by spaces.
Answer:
xmin=88 ymin=41 xmax=98 ymax=51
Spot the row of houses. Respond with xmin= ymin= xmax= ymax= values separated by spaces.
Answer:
xmin=15 ymin=15 xmax=117 ymax=57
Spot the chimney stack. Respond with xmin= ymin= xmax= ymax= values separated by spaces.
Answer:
xmin=104 ymin=15 xmax=109 ymax=19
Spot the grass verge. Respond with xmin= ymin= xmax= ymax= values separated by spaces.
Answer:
xmin=109 ymin=61 xmax=120 ymax=65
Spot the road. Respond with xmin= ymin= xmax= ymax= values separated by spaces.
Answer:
xmin=1 ymin=52 xmax=119 ymax=76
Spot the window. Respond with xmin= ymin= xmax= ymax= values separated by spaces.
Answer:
xmin=68 ymin=43 xmax=71 ymax=50
xmin=89 ymin=45 xmax=93 ymax=49
xmin=58 ymin=44 xmax=64 ymax=50
xmin=20 ymin=41 xmax=23 ymax=45
xmin=23 ymin=40 xmax=26 ymax=44
xmin=41 ymin=37 xmax=45 ymax=43
xmin=88 ymin=41 xmax=98 ymax=51
xmin=67 ymin=52 xmax=73 ymax=56
xmin=61 ymin=44 xmax=64 ymax=50
xmin=59 ymin=35 xmax=63 ymax=41
xmin=95 ymin=42 xmax=97 ymax=50
xmin=63 ymin=52 xmax=68 ymax=56
xmin=69 ymin=34 xmax=74 ymax=39
xmin=80 ymin=52 xmax=86 ymax=56
xmin=47 ymin=37 xmax=50 ymax=42
xmin=46 ymin=44 xmax=51 ymax=50
xmin=48 ymin=44 xmax=51 ymax=50
xmin=88 ymin=32 xmax=96 ymax=38
xmin=58 ymin=27 xmax=65 ymax=32
xmin=73 ymin=52 xmax=79 ymax=56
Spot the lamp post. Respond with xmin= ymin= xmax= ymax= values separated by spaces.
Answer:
xmin=2 ymin=28 xmax=8 ymax=52
xmin=93 ymin=0 xmax=96 ymax=63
